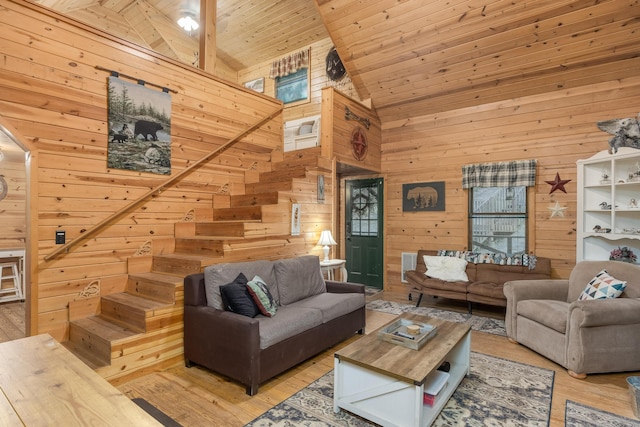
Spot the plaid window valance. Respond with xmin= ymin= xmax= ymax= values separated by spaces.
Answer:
xmin=269 ymin=49 xmax=310 ymax=79
xmin=462 ymin=159 xmax=537 ymax=189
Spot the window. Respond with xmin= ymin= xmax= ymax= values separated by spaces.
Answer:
xmin=350 ymin=184 xmax=379 ymax=237
xmin=275 ymin=68 xmax=308 ymax=104
xmin=469 ymin=186 xmax=527 ymax=256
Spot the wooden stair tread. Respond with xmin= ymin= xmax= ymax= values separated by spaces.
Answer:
xmin=153 ymin=253 xmax=219 ymax=263
xmin=210 ymin=205 xmax=263 ymax=221
xmin=129 ymin=271 xmax=184 ymax=283
xmin=176 ymin=235 xmax=248 ymax=244
xmin=71 ymin=315 xmax=140 ymax=342
xmin=102 ymin=292 xmax=174 ymax=311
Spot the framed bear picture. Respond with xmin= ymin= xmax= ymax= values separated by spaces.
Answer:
xmin=402 ymin=181 xmax=445 ymax=212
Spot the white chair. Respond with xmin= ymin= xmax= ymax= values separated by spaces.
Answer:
xmin=0 ymin=261 xmax=23 ymax=301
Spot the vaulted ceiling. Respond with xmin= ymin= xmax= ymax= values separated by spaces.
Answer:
xmin=318 ymin=0 xmax=640 ymax=123
xmin=32 ymin=0 xmax=640 ymax=123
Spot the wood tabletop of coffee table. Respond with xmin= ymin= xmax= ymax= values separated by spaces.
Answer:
xmin=335 ymin=313 xmax=471 ymax=386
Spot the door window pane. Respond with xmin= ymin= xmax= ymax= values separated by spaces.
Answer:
xmin=351 ymin=185 xmax=378 ymax=237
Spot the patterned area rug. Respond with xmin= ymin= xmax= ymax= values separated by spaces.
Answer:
xmin=366 ymin=299 xmax=506 ymax=336
xmin=364 ymin=286 xmax=383 ymax=300
xmin=565 ymin=400 xmax=640 ymax=427
xmin=246 ymin=352 xmax=554 ymax=427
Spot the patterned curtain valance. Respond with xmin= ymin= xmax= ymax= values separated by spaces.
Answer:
xmin=269 ymin=49 xmax=310 ymax=79
xmin=462 ymin=159 xmax=537 ymax=189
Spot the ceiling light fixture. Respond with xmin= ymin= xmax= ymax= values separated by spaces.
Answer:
xmin=177 ymin=12 xmax=199 ymax=33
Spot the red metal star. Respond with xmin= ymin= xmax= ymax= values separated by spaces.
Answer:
xmin=545 ymin=172 xmax=571 ymax=194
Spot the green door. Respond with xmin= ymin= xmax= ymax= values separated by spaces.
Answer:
xmin=345 ymin=178 xmax=384 ymax=288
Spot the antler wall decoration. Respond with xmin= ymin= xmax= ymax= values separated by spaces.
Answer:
xmin=345 ymin=106 xmax=370 ymax=129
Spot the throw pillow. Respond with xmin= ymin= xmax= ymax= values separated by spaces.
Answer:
xmin=423 ymin=255 xmax=469 ymax=282
xmin=578 ymin=269 xmax=627 ymax=300
xmin=247 ymin=275 xmax=278 ymax=317
xmin=219 ymin=273 xmax=260 ymax=318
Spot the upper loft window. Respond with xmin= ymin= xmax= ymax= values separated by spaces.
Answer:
xmin=275 ymin=68 xmax=309 ymax=104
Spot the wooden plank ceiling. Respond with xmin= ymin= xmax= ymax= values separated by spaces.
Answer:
xmin=33 ymin=0 xmax=329 ymax=71
xmin=30 ymin=0 xmax=640 ymax=124
xmin=316 ymin=0 xmax=640 ymax=122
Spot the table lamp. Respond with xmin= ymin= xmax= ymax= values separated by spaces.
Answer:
xmin=317 ymin=230 xmax=337 ymax=262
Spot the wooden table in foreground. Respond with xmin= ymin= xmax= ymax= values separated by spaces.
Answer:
xmin=0 ymin=334 xmax=162 ymax=426
xmin=334 ymin=313 xmax=471 ymax=427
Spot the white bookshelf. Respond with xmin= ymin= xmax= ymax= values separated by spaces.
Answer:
xmin=576 ymin=148 xmax=640 ymax=262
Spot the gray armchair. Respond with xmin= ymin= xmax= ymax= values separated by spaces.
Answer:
xmin=504 ymin=260 xmax=640 ymax=379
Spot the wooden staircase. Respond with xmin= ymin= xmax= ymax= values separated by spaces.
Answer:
xmin=64 ymin=148 xmax=329 ymax=382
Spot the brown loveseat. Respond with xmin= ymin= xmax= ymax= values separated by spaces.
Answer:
xmin=183 ymin=255 xmax=365 ymax=395
xmin=405 ymin=250 xmax=551 ymax=313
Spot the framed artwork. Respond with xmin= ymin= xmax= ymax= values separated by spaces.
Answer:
xmin=243 ymin=77 xmax=264 ymax=93
xmin=317 ymin=174 xmax=325 ymax=203
xmin=276 ymin=68 xmax=309 ymax=104
xmin=291 ymin=203 xmax=301 ymax=235
xmin=107 ymin=76 xmax=172 ymax=175
xmin=402 ymin=181 xmax=445 ymax=212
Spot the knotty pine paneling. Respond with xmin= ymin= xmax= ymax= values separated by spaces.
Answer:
xmin=238 ymin=37 xmax=360 ymax=124
xmin=382 ymin=76 xmax=640 ymax=294
xmin=317 ymin=0 xmax=640 ymax=122
xmin=0 ymin=0 xmax=320 ymax=351
xmin=322 ymin=88 xmax=381 ymax=173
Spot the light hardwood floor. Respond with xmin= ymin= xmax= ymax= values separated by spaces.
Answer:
xmin=0 ymin=297 xmax=636 ymax=426
xmin=0 ymin=301 xmax=25 ymax=342
xmin=115 ymin=292 xmax=640 ymax=427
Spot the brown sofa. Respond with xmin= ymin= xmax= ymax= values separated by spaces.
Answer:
xmin=183 ymin=255 xmax=365 ymax=395
xmin=505 ymin=260 xmax=640 ymax=378
xmin=405 ymin=250 xmax=551 ymax=313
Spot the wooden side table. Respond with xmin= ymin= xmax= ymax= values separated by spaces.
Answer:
xmin=320 ymin=259 xmax=348 ymax=282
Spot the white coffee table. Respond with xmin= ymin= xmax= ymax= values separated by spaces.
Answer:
xmin=334 ymin=313 xmax=471 ymax=427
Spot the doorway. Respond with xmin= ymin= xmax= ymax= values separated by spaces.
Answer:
xmin=0 ymin=127 xmax=28 ymax=342
xmin=345 ymin=178 xmax=383 ymax=288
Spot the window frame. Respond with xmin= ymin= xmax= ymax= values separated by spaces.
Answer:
xmin=468 ymin=186 xmax=529 ymax=256
xmin=275 ymin=67 xmax=310 ymax=106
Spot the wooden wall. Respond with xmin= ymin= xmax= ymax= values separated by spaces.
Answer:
xmin=321 ymin=88 xmax=381 ymax=173
xmin=0 ymin=0 xmax=311 ymax=342
xmin=238 ymin=37 xmax=360 ymax=123
xmin=382 ymin=76 xmax=640 ymax=293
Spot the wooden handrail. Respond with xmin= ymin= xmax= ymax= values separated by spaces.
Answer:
xmin=43 ymin=106 xmax=283 ymax=262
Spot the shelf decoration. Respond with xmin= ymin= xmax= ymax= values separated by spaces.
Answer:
xmin=345 ymin=106 xmax=370 ymax=129
xmin=610 ymin=246 xmax=637 ymax=263
xmin=545 ymin=172 xmax=571 ymax=194
xmin=548 ymin=201 xmax=567 ymax=218
xmin=596 ymin=114 xmax=640 ymax=154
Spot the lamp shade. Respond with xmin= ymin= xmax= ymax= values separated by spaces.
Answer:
xmin=317 ymin=230 xmax=337 ymax=246
xmin=317 ymin=230 xmax=337 ymax=262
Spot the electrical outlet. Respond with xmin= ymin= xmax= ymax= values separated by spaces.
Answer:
xmin=55 ymin=231 xmax=65 ymax=245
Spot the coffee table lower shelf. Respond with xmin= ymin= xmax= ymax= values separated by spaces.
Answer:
xmin=333 ymin=330 xmax=470 ymax=427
